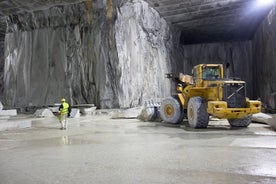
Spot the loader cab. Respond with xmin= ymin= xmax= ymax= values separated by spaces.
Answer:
xmin=193 ymin=64 xmax=224 ymax=87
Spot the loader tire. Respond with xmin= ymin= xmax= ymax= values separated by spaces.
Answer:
xmin=228 ymin=116 xmax=252 ymax=127
xmin=187 ymin=97 xmax=209 ymax=128
xmin=160 ymin=97 xmax=183 ymax=124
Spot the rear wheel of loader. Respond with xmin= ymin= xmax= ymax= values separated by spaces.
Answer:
xmin=160 ymin=97 xmax=183 ymax=124
xmin=187 ymin=97 xmax=209 ymax=128
xmin=228 ymin=116 xmax=252 ymax=127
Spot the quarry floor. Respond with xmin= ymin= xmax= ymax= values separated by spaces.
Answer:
xmin=1 ymin=115 xmax=276 ymax=184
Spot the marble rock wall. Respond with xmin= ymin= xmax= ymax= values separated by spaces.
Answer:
xmin=252 ymin=7 xmax=276 ymax=110
xmin=0 ymin=40 xmax=4 ymax=100
xmin=4 ymin=2 xmax=119 ymax=108
xmin=3 ymin=0 xmax=172 ymax=109
xmin=115 ymin=0 xmax=172 ymax=108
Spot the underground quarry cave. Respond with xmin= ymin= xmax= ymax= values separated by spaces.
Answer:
xmin=1 ymin=1 xmax=276 ymax=184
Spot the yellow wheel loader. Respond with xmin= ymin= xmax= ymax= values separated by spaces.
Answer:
xmin=160 ymin=64 xmax=261 ymax=128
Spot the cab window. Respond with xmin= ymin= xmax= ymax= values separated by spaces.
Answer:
xmin=202 ymin=66 xmax=221 ymax=80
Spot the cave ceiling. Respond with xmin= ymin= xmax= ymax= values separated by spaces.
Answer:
xmin=144 ymin=0 xmax=274 ymax=44
xmin=0 ymin=0 xmax=274 ymax=44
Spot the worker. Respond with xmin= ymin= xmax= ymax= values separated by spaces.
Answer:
xmin=58 ymin=98 xmax=71 ymax=130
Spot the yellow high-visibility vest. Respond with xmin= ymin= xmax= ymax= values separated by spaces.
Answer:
xmin=60 ymin=102 xmax=69 ymax=115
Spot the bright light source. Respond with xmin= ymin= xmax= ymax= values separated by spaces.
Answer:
xmin=256 ymin=0 xmax=275 ymax=6
xmin=246 ymin=0 xmax=275 ymax=16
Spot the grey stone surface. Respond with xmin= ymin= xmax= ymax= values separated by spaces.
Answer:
xmin=3 ymin=2 xmax=120 ymax=109
xmin=70 ymin=108 xmax=80 ymax=118
xmin=111 ymin=107 xmax=143 ymax=119
xmin=0 ymin=116 xmax=10 ymax=120
xmin=1 ymin=116 xmax=276 ymax=183
xmin=34 ymin=108 xmax=54 ymax=117
xmin=0 ymin=109 xmax=17 ymax=116
xmin=115 ymin=0 xmax=172 ymax=108
xmin=71 ymin=104 xmax=94 ymax=116
xmin=137 ymin=99 xmax=161 ymax=122
xmin=144 ymin=0 xmax=273 ymax=44
xmin=252 ymin=112 xmax=273 ymax=124
xmin=267 ymin=115 xmax=276 ymax=131
xmin=0 ymin=119 xmax=31 ymax=131
xmin=253 ymin=6 xmax=276 ymax=110
xmin=79 ymin=107 xmax=96 ymax=116
xmin=138 ymin=106 xmax=158 ymax=122
xmin=31 ymin=117 xmax=61 ymax=127
xmin=48 ymin=107 xmax=59 ymax=113
xmin=0 ymin=101 xmax=3 ymax=110
xmin=3 ymin=0 xmax=172 ymax=110
xmin=252 ymin=113 xmax=276 ymax=131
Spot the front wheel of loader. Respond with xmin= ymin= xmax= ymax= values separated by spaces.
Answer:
xmin=228 ymin=116 xmax=252 ymax=127
xmin=160 ymin=97 xmax=183 ymax=124
xmin=187 ymin=97 xmax=209 ymax=128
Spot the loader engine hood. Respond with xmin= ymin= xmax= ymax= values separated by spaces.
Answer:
xmin=222 ymin=80 xmax=247 ymax=108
